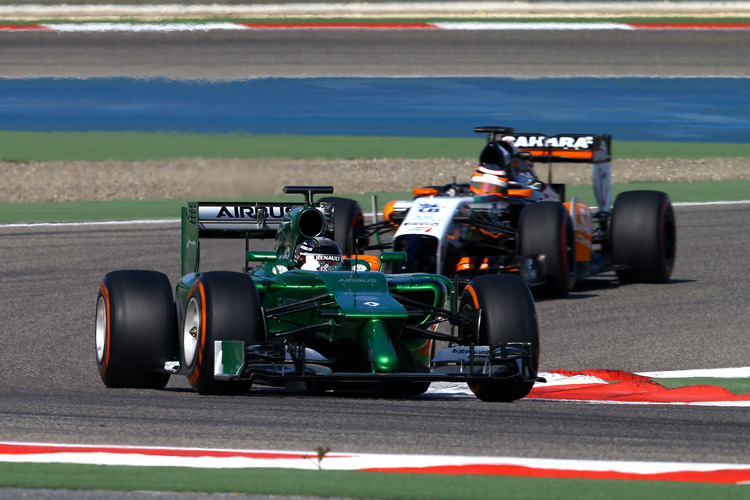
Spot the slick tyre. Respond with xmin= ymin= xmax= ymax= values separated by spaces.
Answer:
xmin=320 ymin=197 xmax=368 ymax=255
xmin=518 ymin=201 xmax=576 ymax=297
xmin=611 ymin=190 xmax=676 ymax=283
xmin=95 ymin=270 xmax=175 ymax=389
xmin=182 ymin=271 xmax=264 ymax=395
xmin=461 ymin=274 xmax=539 ymax=402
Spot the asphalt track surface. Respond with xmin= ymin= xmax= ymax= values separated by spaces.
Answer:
xmin=2 ymin=29 xmax=750 ymax=78
xmin=1 ymin=203 xmax=750 ymax=465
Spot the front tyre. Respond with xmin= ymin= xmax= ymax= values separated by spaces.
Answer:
xmin=96 ymin=270 xmax=175 ymax=389
xmin=611 ymin=190 xmax=676 ymax=283
xmin=461 ymin=274 xmax=539 ymax=402
xmin=182 ymin=271 xmax=264 ymax=395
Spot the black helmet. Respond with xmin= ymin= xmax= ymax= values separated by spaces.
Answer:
xmin=293 ymin=237 xmax=343 ymax=271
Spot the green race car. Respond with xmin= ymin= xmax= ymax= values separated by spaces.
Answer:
xmin=95 ymin=186 xmax=541 ymax=402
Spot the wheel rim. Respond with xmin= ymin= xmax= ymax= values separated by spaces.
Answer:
xmin=95 ymin=295 xmax=107 ymax=364
xmin=183 ymin=296 xmax=201 ymax=367
xmin=459 ymin=300 xmax=482 ymax=345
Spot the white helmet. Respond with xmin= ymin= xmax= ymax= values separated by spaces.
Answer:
xmin=293 ymin=237 xmax=343 ymax=271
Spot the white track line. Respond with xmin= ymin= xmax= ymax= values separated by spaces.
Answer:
xmin=3 ymin=21 xmax=750 ymax=32
xmin=46 ymin=22 xmax=246 ymax=32
xmin=0 ymin=219 xmax=179 ymax=228
xmin=433 ymin=22 xmax=634 ymax=30
xmin=637 ymin=366 xmax=750 ymax=378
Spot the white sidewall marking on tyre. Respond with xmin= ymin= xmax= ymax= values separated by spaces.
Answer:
xmin=183 ymin=296 xmax=200 ymax=367
xmin=95 ymin=295 xmax=107 ymax=364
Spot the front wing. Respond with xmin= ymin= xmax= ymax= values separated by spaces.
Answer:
xmin=213 ymin=341 xmax=540 ymax=386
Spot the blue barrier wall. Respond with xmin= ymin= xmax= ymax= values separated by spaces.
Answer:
xmin=1 ymin=77 xmax=748 ymax=142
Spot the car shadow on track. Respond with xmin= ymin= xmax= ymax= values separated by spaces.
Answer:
xmin=531 ymin=275 xmax=695 ymax=302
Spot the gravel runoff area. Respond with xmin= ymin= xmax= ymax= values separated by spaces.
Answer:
xmin=2 ymin=157 xmax=749 ymax=203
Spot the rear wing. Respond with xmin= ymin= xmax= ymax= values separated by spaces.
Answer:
xmin=181 ymin=186 xmax=334 ymax=276
xmin=475 ymin=126 xmax=613 ymax=212
xmin=181 ymin=201 xmax=300 ymax=276
xmin=474 ymin=126 xmax=611 ymax=164
xmin=184 ymin=201 xmax=299 ymax=239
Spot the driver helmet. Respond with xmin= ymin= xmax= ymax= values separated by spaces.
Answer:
xmin=500 ymin=141 xmax=533 ymax=174
xmin=470 ymin=164 xmax=509 ymax=196
xmin=293 ymin=237 xmax=343 ymax=271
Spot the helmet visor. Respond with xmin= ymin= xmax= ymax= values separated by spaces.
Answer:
xmin=470 ymin=173 xmax=508 ymax=195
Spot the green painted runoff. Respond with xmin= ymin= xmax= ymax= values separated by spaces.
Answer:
xmin=655 ymin=378 xmax=750 ymax=394
xmin=2 ymin=131 xmax=750 ymax=162
xmin=0 ymin=463 xmax=746 ymax=500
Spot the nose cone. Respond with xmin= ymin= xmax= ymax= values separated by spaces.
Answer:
xmin=362 ymin=319 xmax=398 ymax=373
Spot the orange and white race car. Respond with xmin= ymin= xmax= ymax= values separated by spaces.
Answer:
xmin=370 ymin=126 xmax=676 ymax=297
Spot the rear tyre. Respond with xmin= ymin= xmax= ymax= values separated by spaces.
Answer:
xmin=182 ymin=271 xmax=264 ymax=395
xmin=611 ymin=190 xmax=676 ymax=283
xmin=95 ymin=270 xmax=175 ymax=389
xmin=461 ymin=274 xmax=539 ymax=402
xmin=320 ymin=197 xmax=368 ymax=255
xmin=518 ymin=201 xmax=575 ymax=297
